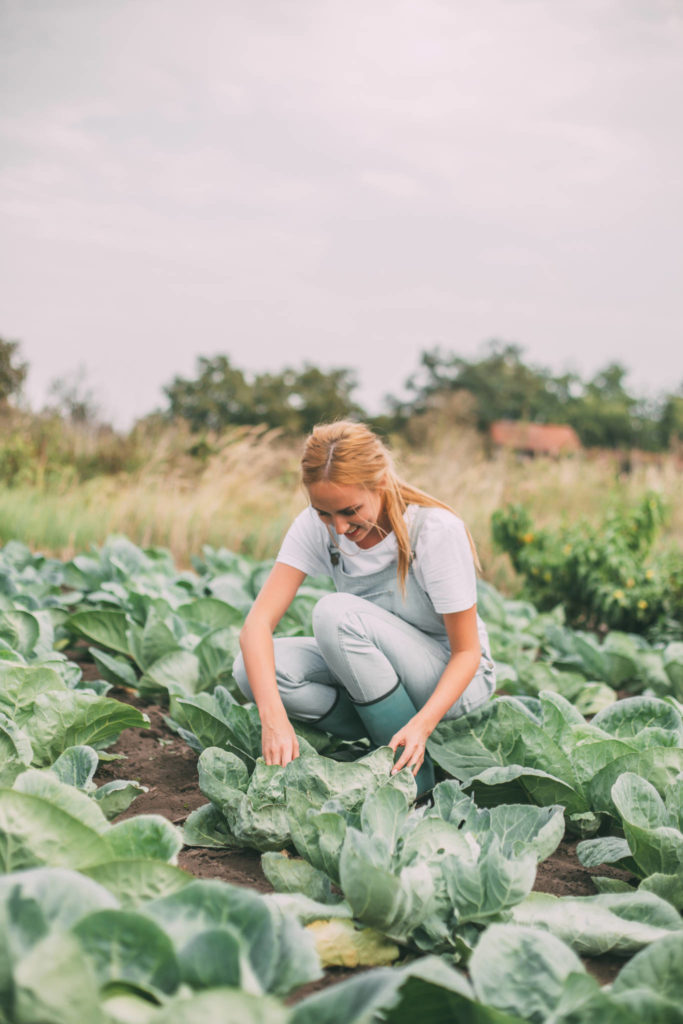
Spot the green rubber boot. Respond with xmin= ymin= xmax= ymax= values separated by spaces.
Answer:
xmin=352 ymin=684 xmax=435 ymax=798
xmin=313 ymin=689 xmax=368 ymax=741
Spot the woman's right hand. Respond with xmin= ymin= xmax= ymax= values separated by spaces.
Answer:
xmin=239 ymin=562 xmax=307 ymax=767
xmin=260 ymin=710 xmax=300 ymax=767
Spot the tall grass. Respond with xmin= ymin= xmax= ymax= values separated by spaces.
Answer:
xmin=1 ymin=423 xmax=680 ymax=594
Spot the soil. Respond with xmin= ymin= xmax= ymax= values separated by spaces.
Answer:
xmin=91 ymin=670 xmax=638 ymax=993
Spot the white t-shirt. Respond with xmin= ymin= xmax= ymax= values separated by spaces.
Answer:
xmin=276 ymin=504 xmax=477 ymax=614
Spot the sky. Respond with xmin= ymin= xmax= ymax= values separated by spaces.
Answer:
xmin=1 ymin=0 xmax=682 ymax=428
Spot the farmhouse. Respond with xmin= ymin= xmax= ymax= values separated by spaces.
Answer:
xmin=490 ymin=420 xmax=582 ymax=457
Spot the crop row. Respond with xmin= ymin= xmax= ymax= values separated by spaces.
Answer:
xmin=0 ymin=536 xmax=681 ymax=1023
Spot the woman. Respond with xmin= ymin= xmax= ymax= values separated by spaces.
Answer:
xmin=234 ymin=420 xmax=496 ymax=796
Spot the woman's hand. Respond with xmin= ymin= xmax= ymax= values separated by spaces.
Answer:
xmin=260 ymin=710 xmax=300 ymax=768
xmin=240 ymin=562 xmax=306 ymax=769
xmin=389 ymin=714 xmax=432 ymax=777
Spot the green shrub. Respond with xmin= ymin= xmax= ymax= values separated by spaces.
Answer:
xmin=491 ymin=493 xmax=682 ymax=637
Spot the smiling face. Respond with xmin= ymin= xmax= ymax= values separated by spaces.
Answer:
xmin=307 ymin=480 xmax=389 ymax=549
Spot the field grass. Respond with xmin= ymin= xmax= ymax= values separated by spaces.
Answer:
xmin=1 ymin=424 xmax=681 ymax=594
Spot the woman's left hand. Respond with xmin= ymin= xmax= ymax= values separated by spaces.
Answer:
xmin=389 ymin=715 xmax=432 ymax=777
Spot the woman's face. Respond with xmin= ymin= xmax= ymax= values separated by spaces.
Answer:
xmin=307 ymin=480 xmax=388 ymax=549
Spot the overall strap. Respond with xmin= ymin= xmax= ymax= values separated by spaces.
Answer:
xmin=408 ymin=506 xmax=431 ymax=563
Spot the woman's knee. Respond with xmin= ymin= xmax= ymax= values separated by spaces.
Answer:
xmin=312 ymin=592 xmax=365 ymax=650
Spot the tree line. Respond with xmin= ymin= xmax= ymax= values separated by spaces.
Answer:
xmin=2 ymin=337 xmax=682 ymax=451
xmin=161 ymin=341 xmax=683 ymax=451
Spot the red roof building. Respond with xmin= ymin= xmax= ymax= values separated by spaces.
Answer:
xmin=490 ymin=420 xmax=582 ymax=456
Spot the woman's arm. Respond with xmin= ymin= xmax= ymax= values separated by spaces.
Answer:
xmin=239 ymin=561 xmax=307 ymax=766
xmin=389 ymin=604 xmax=481 ymax=776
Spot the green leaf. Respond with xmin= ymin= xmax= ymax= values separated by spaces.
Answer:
xmin=67 ymin=610 xmax=132 ymax=656
xmin=24 ymin=691 xmax=148 ymax=765
xmin=261 ymin=852 xmax=334 ymax=904
xmin=486 ymin=802 xmax=565 ymax=861
xmin=572 ymin=682 xmax=617 ymax=717
xmin=545 ymin=971 xmax=638 ymax=1024
xmin=287 ymin=793 xmax=348 ymax=884
xmin=100 ymin=815 xmax=183 ymax=863
xmin=592 ymin=696 xmax=683 ymax=743
xmin=72 ymin=909 xmax=180 ymax=994
xmin=611 ymin=932 xmax=683 ymax=1006
xmin=470 ymin=924 xmax=585 ymax=1024
xmin=13 ymin=769 xmax=109 ymax=833
xmin=138 ymin=650 xmax=201 ymax=697
xmin=576 ymin=835 xmax=633 ymax=870
xmin=181 ymin=803 xmax=241 ymax=849
xmin=0 ymin=712 xmax=33 ymax=786
xmin=283 ymin=745 xmax=397 ymax=812
xmin=292 ymin=954 xmax=523 ymax=1024
xmin=439 ymin=838 xmax=537 ymax=926
xmin=206 ymin=572 xmax=254 ymax=611
xmin=468 ymin=764 xmax=586 ymax=815
xmin=639 ymin=873 xmax=683 ymax=912
xmin=0 ymin=610 xmax=39 ymax=659
xmin=360 ymin=785 xmax=412 ymax=859
xmin=93 ymin=779 xmax=147 ymax=819
xmin=663 ymin=643 xmax=683 ymax=700
xmin=142 ymin=879 xmax=321 ymax=996
xmin=152 ymin=989 xmax=290 ymax=1024
xmin=194 ymin=627 xmax=241 ymax=690
xmin=174 ymin=696 xmax=250 ymax=758
xmin=0 ymin=790 xmax=109 ymax=872
xmin=89 ymin=647 xmax=139 ymax=688
xmin=177 ymin=926 xmax=262 ymax=993
xmin=49 ymin=745 xmax=99 ymax=790
xmin=14 ymin=931 xmax=106 ymax=1024
xmin=339 ymin=828 xmax=434 ymax=943
xmin=0 ymin=665 xmax=67 ymax=722
xmin=81 ymin=860 xmax=192 ymax=908
xmin=589 ymin=748 xmax=683 ymax=817
xmin=510 ymin=891 xmax=682 ymax=956
xmin=429 ymin=697 xmax=582 ymax=800
xmin=177 ymin=598 xmax=245 ymax=631
xmin=140 ymin=614 xmax=181 ymax=671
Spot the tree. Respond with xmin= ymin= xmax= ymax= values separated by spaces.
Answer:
xmin=163 ymin=355 xmax=365 ymax=434
xmin=393 ymin=340 xmax=567 ymax=431
xmin=0 ymin=338 xmax=28 ymax=406
xmin=566 ymin=363 xmax=641 ymax=449
xmin=164 ymin=356 xmax=254 ymax=432
xmin=273 ymin=363 xmax=364 ymax=434
xmin=47 ymin=366 xmax=102 ymax=425
xmin=658 ymin=384 xmax=683 ymax=448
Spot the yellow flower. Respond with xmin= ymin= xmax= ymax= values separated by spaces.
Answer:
xmin=638 ymin=599 xmax=648 ymax=610
xmin=613 ymin=589 xmax=625 ymax=601
xmin=522 ymin=532 xmax=534 ymax=544
xmin=563 ymin=544 xmax=572 ymax=556
xmin=544 ymin=571 xmax=551 ymax=582
xmin=645 ymin=569 xmax=655 ymax=580
xmin=626 ymin=578 xmax=635 ymax=588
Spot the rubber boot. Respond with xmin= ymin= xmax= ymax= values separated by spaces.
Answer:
xmin=351 ymin=684 xmax=435 ymax=798
xmin=313 ymin=689 xmax=368 ymax=741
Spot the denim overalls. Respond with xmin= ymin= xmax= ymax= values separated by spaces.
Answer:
xmin=322 ymin=506 xmax=496 ymax=718
xmin=234 ymin=507 xmax=496 ymax=722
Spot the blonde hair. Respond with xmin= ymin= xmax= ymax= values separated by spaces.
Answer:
xmin=301 ymin=420 xmax=480 ymax=592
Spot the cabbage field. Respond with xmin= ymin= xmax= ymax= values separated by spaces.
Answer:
xmin=1 ymin=535 xmax=682 ymax=1023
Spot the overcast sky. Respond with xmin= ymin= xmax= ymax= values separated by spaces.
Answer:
xmin=2 ymin=0 xmax=682 ymax=428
